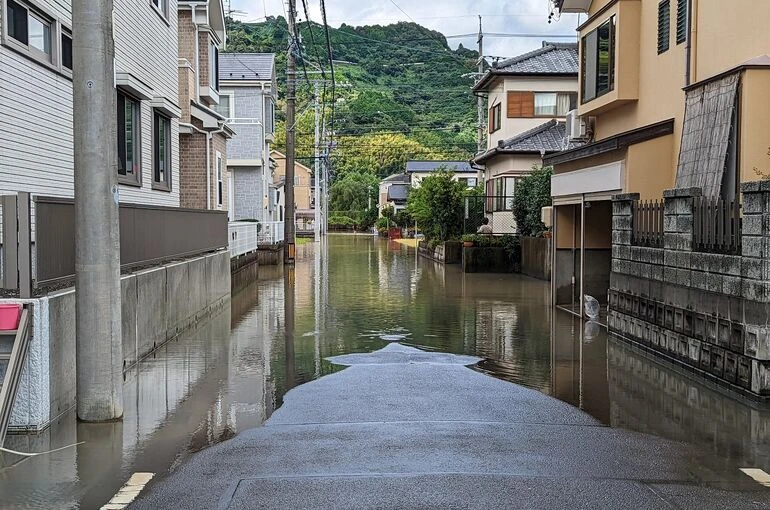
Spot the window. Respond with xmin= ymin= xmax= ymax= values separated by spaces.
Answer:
xmin=507 ymin=91 xmax=534 ymax=118
xmin=6 ymin=0 xmax=53 ymax=62
xmin=61 ymin=31 xmax=72 ymax=70
xmin=209 ymin=42 xmax=219 ymax=92
xmin=582 ymin=16 xmax=615 ymax=103
xmin=676 ymin=0 xmax=688 ymax=44
xmin=151 ymin=0 xmax=168 ymax=18
xmin=485 ymin=177 xmax=517 ymax=212
xmin=213 ymin=92 xmax=233 ymax=119
xmin=153 ymin=111 xmax=171 ymax=190
xmin=534 ymin=92 xmax=578 ymax=116
xmin=216 ymin=152 xmax=223 ymax=208
xmin=489 ymin=103 xmax=501 ymax=133
xmin=658 ymin=1 xmax=670 ymax=54
xmin=117 ymin=92 xmax=141 ymax=184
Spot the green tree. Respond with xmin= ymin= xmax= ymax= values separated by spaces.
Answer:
xmin=513 ymin=166 xmax=553 ymax=237
xmin=329 ymin=172 xmax=379 ymax=213
xmin=407 ymin=170 xmax=466 ymax=241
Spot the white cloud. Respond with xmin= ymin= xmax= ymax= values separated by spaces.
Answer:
xmin=229 ymin=0 xmax=580 ymax=59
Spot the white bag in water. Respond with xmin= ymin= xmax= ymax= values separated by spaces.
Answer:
xmin=584 ymin=295 xmax=600 ymax=320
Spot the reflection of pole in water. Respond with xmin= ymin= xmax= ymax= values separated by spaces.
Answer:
xmin=314 ymin=240 xmax=322 ymax=378
xmin=284 ymin=266 xmax=296 ymax=391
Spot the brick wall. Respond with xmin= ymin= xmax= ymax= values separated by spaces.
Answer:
xmin=198 ymin=31 xmax=210 ymax=100
xmin=177 ymin=10 xmax=196 ymax=67
xmin=179 ymin=123 xmax=208 ymax=209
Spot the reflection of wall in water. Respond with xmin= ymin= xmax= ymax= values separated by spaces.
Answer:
xmin=607 ymin=339 xmax=770 ymax=470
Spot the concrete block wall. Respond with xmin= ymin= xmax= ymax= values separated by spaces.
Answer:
xmin=8 ymin=250 xmax=231 ymax=432
xmin=609 ymin=184 xmax=770 ymax=396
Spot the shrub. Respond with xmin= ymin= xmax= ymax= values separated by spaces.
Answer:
xmin=513 ymin=166 xmax=552 ymax=237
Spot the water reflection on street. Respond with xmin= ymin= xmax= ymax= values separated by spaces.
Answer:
xmin=1 ymin=235 xmax=769 ymax=508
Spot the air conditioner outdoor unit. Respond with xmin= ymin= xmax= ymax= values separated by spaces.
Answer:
xmin=566 ymin=109 xmax=586 ymax=141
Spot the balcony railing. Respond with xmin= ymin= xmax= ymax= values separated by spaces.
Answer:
xmin=693 ymin=197 xmax=742 ymax=255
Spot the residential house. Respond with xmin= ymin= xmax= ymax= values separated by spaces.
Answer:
xmin=378 ymin=173 xmax=411 ymax=215
xmin=177 ymin=0 xmax=234 ymax=211
xmin=0 ymin=0 xmax=181 ymax=206
xmin=216 ymin=53 xmax=277 ymax=221
xmin=272 ymin=150 xmax=315 ymax=232
xmin=406 ymin=161 xmax=478 ymax=188
xmin=547 ymin=0 xmax=770 ymax=313
xmin=471 ymin=42 xmax=580 ymax=233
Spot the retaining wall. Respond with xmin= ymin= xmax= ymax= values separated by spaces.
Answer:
xmin=7 ymin=250 xmax=231 ymax=432
xmin=609 ymin=183 xmax=770 ymax=397
xmin=417 ymin=241 xmax=461 ymax=264
xmin=521 ymin=237 xmax=552 ymax=280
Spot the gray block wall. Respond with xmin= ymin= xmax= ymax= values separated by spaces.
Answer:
xmin=608 ymin=184 xmax=770 ymax=396
xmin=8 ymin=250 xmax=231 ymax=432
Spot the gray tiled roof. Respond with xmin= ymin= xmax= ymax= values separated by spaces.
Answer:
xmin=405 ymin=161 xmax=475 ymax=173
xmin=220 ymin=53 xmax=275 ymax=81
xmin=494 ymin=42 xmax=579 ymax=74
xmin=473 ymin=120 xmax=584 ymax=164
xmin=387 ymin=184 xmax=409 ymax=202
xmin=382 ymin=173 xmax=411 ymax=183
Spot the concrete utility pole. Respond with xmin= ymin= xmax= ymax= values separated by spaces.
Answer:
xmin=314 ymin=81 xmax=321 ymax=242
xmin=284 ymin=0 xmax=297 ymax=263
xmin=477 ymin=15 xmax=485 ymax=155
xmin=72 ymin=0 xmax=123 ymax=421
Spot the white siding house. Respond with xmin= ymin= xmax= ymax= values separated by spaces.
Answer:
xmin=0 ymin=0 xmax=181 ymax=207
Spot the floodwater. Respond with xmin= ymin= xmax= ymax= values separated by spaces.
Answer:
xmin=1 ymin=234 xmax=769 ymax=508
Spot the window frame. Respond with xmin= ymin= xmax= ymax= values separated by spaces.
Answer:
xmin=2 ymin=0 xmax=70 ymax=74
xmin=581 ymin=16 xmax=616 ymax=104
xmin=489 ymin=103 xmax=502 ymax=133
xmin=214 ymin=90 xmax=234 ymax=120
xmin=658 ymin=0 xmax=671 ymax=54
xmin=216 ymin=152 xmax=224 ymax=209
xmin=117 ymin=91 xmax=143 ymax=187
xmin=60 ymin=28 xmax=71 ymax=71
xmin=150 ymin=0 xmax=169 ymax=22
xmin=533 ymin=92 xmax=579 ymax=117
xmin=209 ymin=41 xmax=220 ymax=93
xmin=152 ymin=110 xmax=172 ymax=191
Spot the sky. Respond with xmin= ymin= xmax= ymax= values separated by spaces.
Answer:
xmin=229 ymin=0 xmax=581 ymax=61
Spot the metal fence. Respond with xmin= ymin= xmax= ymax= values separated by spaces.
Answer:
xmin=2 ymin=195 xmax=229 ymax=293
xmin=632 ymin=200 xmax=664 ymax=248
xmin=464 ymin=195 xmax=517 ymax=235
xmin=693 ymin=196 xmax=742 ymax=254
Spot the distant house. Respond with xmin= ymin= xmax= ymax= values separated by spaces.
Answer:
xmin=272 ymin=150 xmax=313 ymax=214
xmin=406 ymin=161 xmax=478 ymax=188
xmin=378 ymin=173 xmax=411 ymax=215
xmin=472 ymin=41 xmax=579 ymax=205
xmin=177 ymin=0 xmax=234 ymax=211
xmin=217 ymin=53 xmax=277 ymax=221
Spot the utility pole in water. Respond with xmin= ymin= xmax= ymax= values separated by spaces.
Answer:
xmin=284 ymin=0 xmax=297 ymax=263
xmin=477 ymin=15 xmax=485 ymax=156
xmin=314 ymin=81 xmax=321 ymax=242
xmin=72 ymin=0 xmax=123 ymax=421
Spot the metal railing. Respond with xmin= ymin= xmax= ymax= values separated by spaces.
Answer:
xmin=694 ymin=197 xmax=742 ymax=254
xmin=632 ymin=200 xmax=664 ymax=248
xmin=1 ymin=194 xmax=229 ymax=293
xmin=229 ymin=221 xmax=284 ymax=258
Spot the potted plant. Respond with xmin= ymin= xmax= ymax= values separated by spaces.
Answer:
xmin=462 ymin=234 xmax=475 ymax=248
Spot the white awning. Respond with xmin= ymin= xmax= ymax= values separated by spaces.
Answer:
xmin=551 ymin=160 xmax=624 ymax=198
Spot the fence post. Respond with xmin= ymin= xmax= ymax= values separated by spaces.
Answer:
xmin=662 ymin=187 xmax=700 ymax=252
xmin=1 ymin=195 xmax=18 ymax=291
xmin=17 ymin=192 xmax=32 ymax=298
xmin=740 ymin=181 xmax=770 ymax=302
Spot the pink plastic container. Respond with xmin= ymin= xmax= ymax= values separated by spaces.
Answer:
xmin=0 ymin=304 xmax=21 ymax=331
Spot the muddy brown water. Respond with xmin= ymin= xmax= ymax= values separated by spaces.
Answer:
xmin=1 ymin=235 xmax=769 ymax=508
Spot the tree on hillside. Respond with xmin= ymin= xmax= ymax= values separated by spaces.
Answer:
xmin=329 ymin=172 xmax=380 ymax=213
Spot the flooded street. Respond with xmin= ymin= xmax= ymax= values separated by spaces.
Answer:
xmin=2 ymin=234 xmax=770 ymax=508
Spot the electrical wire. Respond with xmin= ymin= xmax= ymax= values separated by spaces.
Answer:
xmin=319 ymin=0 xmax=336 ymax=148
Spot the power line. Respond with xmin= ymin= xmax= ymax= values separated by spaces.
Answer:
xmin=319 ymin=0 xmax=336 ymax=142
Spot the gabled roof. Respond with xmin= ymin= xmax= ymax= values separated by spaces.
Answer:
xmin=220 ymin=53 xmax=275 ymax=82
xmin=473 ymin=41 xmax=578 ymax=92
xmin=473 ymin=120 xmax=584 ymax=165
xmin=382 ymin=173 xmax=411 ymax=184
xmin=405 ymin=161 xmax=475 ymax=174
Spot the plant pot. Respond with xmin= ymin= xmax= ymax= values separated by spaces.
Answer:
xmin=0 ymin=304 xmax=21 ymax=331
xmin=463 ymin=241 xmax=474 ymax=248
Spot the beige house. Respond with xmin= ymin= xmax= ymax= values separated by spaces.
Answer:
xmin=472 ymin=42 xmax=580 ymax=233
xmin=271 ymin=150 xmax=313 ymax=211
xmin=547 ymin=0 xmax=770 ymax=311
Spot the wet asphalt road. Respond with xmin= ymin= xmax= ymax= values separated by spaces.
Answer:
xmin=132 ymin=344 xmax=770 ymax=509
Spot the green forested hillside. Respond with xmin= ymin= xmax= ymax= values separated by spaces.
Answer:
xmin=226 ymin=17 xmax=478 ymax=181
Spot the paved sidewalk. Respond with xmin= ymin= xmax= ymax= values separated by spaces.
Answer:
xmin=132 ymin=344 xmax=769 ymax=509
